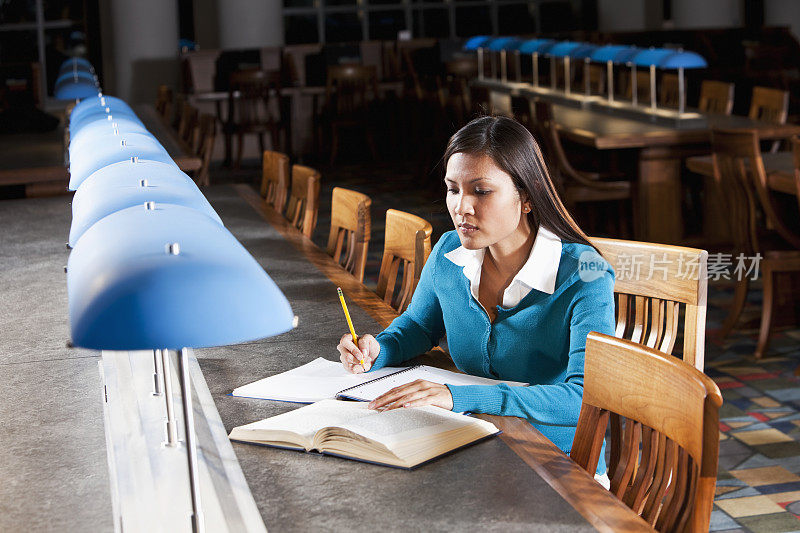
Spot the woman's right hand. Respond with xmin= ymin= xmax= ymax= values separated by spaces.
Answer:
xmin=337 ymin=333 xmax=380 ymax=374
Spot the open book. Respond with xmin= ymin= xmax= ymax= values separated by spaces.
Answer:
xmin=232 ymin=357 xmax=527 ymax=403
xmin=228 ymin=399 xmax=500 ymax=469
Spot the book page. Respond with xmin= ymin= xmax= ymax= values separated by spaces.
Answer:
xmin=232 ymin=358 xmax=404 ymax=402
xmin=231 ymin=399 xmax=375 ymax=441
xmin=338 ymin=366 xmax=527 ymax=403
xmin=337 ymin=405 xmax=495 ymax=447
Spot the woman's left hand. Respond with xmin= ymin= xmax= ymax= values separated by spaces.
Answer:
xmin=368 ymin=380 xmax=454 ymax=411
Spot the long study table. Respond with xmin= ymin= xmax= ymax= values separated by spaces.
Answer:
xmin=193 ymin=184 xmax=654 ymax=532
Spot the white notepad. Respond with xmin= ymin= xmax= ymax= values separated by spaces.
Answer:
xmin=232 ymin=357 xmax=527 ymax=404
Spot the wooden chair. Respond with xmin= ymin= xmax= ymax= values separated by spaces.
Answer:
xmin=711 ymin=129 xmax=800 ymax=358
xmin=590 ymin=238 xmax=709 ymax=371
xmin=436 ymin=57 xmax=478 ymax=129
xmin=533 ymin=101 xmax=634 ymax=236
xmin=376 ymin=209 xmax=433 ymax=313
xmin=326 ymin=188 xmax=372 ymax=283
xmin=321 ymin=65 xmax=379 ymax=165
xmin=571 ymin=332 xmax=722 ymax=532
xmin=193 ymin=113 xmax=216 ymax=187
xmin=285 ymin=164 xmax=320 ymax=238
xmin=177 ymin=101 xmax=199 ymax=147
xmin=749 ymin=86 xmax=789 ymax=153
xmin=172 ymin=93 xmax=186 ymax=130
xmin=227 ymin=69 xmax=286 ymax=169
xmin=155 ymin=85 xmax=173 ymax=121
xmin=658 ymin=73 xmax=682 ymax=108
xmin=260 ymin=150 xmax=289 ymax=213
xmin=698 ymin=80 xmax=734 ymax=115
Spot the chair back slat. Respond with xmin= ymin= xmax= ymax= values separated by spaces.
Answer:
xmin=572 ymin=333 xmax=722 ymax=532
xmin=325 ymin=65 xmax=378 ymax=117
xmin=177 ymin=102 xmax=199 ymax=146
xmin=376 ymin=209 xmax=432 ymax=313
xmin=194 ymin=113 xmax=216 ymax=187
xmin=326 ymin=187 xmax=371 ymax=282
xmin=156 ymin=85 xmax=173 ymax=120
xmin=748 ymin=86 xmax=789 ymax=124
xmin=285 ymin=164 xmax=320 ymax=238
xmin=591 ymin=237 xmax=708 ymax=370
xmin=698 ymin=80 xmax=734 ymax=115
xmin=261 ymin=150 xmax=290 ymax=213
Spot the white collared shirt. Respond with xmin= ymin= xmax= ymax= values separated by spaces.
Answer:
xmin=443 ymin=226 xmax=563 ymax=309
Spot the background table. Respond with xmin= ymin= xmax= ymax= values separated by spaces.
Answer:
xmin=477 ymin=79 xmax=800 ymax=244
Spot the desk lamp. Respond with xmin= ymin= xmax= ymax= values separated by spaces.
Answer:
xmin=68 ymin=132 xmax=175 ymax=190
xmin=589 ymin=45 xmax=638 ymax=104
xmin=71 ymin=95 xmax=134 ymax=123
xmin=631 ymin=48 xmax=676 ymax=111
xmin=487 ymin=37 xmax=522 ymax=82
xmin=567 ymin=44 xmax=599 ymax=98
xmin=68 ymin=117 xmax=150 ymax=157
xmin=69 ymin=107 xmax=144 ymax=136
xmin=659 ymin=50 xmax=707 ymax=114
xmin=69 ymin=160 xmax=222 ymax=247
xmin=462 ymin=36 xmax=491 ymax=79
xmin=67 ymin=203 xmax=294 ymax=533
xmin=55 ymin=80 xmax=100 ymax=100
xmin=518 ymin=39 xmax=555 ymax=88
xmin=545 ymin=41 xmax=582 ymax=93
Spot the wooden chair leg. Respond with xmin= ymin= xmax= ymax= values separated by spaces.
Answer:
xmin=720 ymin=277 xmax=750 ymax=339
xmin=755 ymin=261 xmax=776 ymax=359
xmin=235 ymin=132 xmax=244 ymax=170
xmin=330 ymin=124 xmax=339 ymax=166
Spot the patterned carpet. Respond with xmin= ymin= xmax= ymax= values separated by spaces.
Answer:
xmin=212 ymin=158 xmax=800 ymax=533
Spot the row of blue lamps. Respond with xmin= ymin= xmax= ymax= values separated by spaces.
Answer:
xmin=463 ymin=36 xmax=708 ymax=114
xmin=61 ymin=57 xmax=296 ymax=532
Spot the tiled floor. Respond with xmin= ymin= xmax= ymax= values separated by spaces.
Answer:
xmin=213 ymin=159 xmax=800 ymax=532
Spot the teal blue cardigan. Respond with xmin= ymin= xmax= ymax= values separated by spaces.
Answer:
xmin=372 ymin=230 xmax=615 ymax=472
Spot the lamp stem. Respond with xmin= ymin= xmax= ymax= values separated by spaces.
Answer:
xmin=477 ymin=48 xmax=484 ymax=80
xmin=631 ymin=64 xmax=637 ymax=106
xmin=500 ymin=50 xmax=507 ymax=82
xmin=650 ymin=65 xmax=657 ymax=111
xmin=606 ymin=61 xmax=614 ymax=103
xmin=564 ymin=57 xmax=570 ymax=94
xmin=584 ymin=59 xmax=590 ymax=97
xmin=532 ymin=53 xmax=539 ymax=87
xmin=515 ymin=51 xmax=521 ymax=82
xmin=152 ymin=350 xmax=162 ymax=396
xmin=178 ymin=347 xmax=204 ymax=533
xmin=161 ymin=349 xmax=179 ymax=447
xmin=678 ymin=67 xmax=685 ymax=114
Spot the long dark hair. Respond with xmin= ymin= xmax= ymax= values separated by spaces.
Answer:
xmin=443 ymin=115 xmax=595 ymax=249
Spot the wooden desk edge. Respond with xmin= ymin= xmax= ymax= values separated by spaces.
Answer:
xmin=235 ymin=183 xmax=654 ymax=533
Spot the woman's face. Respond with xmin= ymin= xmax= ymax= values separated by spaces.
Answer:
xmin=445 ymin=152 xmax=531 ymax=250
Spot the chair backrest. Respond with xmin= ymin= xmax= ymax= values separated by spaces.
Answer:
xmin=283 ymin=44 xmax=323 ymax=87
xmin=748 ymin=86 xmax=789 ymax=124
xmin=658 ymin=73 xmax=682 ymax=108
xmin=326 ymin=187 xmax=372 ymax=282
xmin=710 ymin=128 xmax=800 ymax=252
xmin=571 ymin=332 xmax=722 ymax=533
xmin=325 ymin=65 xmax=378 ymax=116
xmin=261 ymin=150 xmax=290 ymax=212
xmin=376 ymin=209 xmax=433 ymax=313
xmin=285 ymin=164 xmax=321 ymax=238
xmin=193 ymin=113 xmax=216 ymax=187
xmin=155 ymin=85 xmax=173 ymax=120
xmin=182 ymin=49 xmax=220 ymax=93
xmin=698 ymin=80 xmax=734 ymax=115
xmin=228 ymin=69 xmax=282 ymax=129
xmin=177 ymin=102 xmax=199 ymax=146
xmin=623 ymin=70 xmax=652 ymax=103
xmin=359 ymin=41 xmax=384 ymax=81
xmin=590 ymin=237 xmax=708 ymax=371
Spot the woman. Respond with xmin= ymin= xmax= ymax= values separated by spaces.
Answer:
xmin=337 ymin=115 xmax=615 ymax=483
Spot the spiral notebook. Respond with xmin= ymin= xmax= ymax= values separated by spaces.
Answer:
xmin=231 ymin=357 xmax=527 ymax=404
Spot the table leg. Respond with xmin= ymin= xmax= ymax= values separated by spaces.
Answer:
xmin=637 ymin=147 xmax=683 ymax=243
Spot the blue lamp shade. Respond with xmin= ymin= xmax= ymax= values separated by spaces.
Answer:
xmin=518 ymin=39 xmax=556 ymax=54
xmin=59 ymin=62 xmax=94 ymax=76
xmin=463 ymin=36 xmax=491 ymax=50
xmin=67 ymin=203 xmax=294 ymax=350
xmin=69 ymin=161 xmax=222 ymax=247
xmin=55 ymin=71 xmax=97 ymax=87
xmin=69 ymin=109 xmax=144 ymax=137
xmin=590 ymin=45 xmax=638 ymax=64
xmin=71 ymin=95 xmax=133 ymax=120
xmin=68 ymin=133 xmax=175 ymax=190
xmin=546 ymin=41 xmax=583 ymax=57
xmin=632 ymin=48 xmax=676 ymax=67
xmin=55 ymin=82 xmax=100 ymax=100
xmin=568 ymin=44 xmax=599 ymax=59
xmin=659 ymin=50 xmax=707 ymax=69
xmin=68 ymin=118 xmax=151 ymax=157
xmin=487 ymin=37 xmax=523 ymax=51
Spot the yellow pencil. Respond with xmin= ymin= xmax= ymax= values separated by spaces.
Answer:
xmin=337 ymin=287 xmax=365 ymax=368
